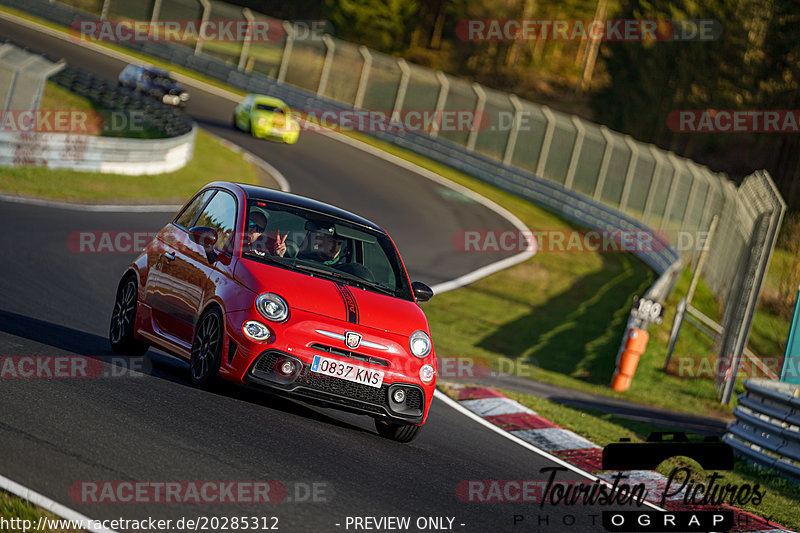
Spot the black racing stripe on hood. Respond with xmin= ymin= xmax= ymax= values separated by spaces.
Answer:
xmin=335 ymin=283 xmax=359 ymax=324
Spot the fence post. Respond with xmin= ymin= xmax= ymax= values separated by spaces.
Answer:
xmin=467 ymin=82 xmax=486 ymax=151
xmin=503 ymin=94 xmax=523 ymax=165
xmin=151 ymin=0 xmax=162 ymax=24
xmin=536 ymin=106 xmax=555 ymax=176
xmin=277 ymin=21 xmax=294 ymax=84
xmin=392 ymin=58 xmax=410 ymax=120
xmin=563 ymin=116 xmax=585 ymax=190
xmin=593 ymin=126 xmax=614 ymax=202
xmin=619 ymin=136 xmax=639 ymax=213
xmin=681 ymin=166 xmax=702 ymax=232
xmin=237 ymin=8 xmax=254 ymax=71
xmin=699 ymin=172 xmax=722 ymax=233
xmin=317 ymin=35 xmax=335 ymax=97
xmin=195 ymin=0 xmax=211 ymax=56
xmin=353 ymin=46 xmax=372 ymax=109
xmin=643 ymin=145 xmax=664 ymax=225
xmin=100 ymin=0 xmax=110 ymax=20
xmin=660 ymin=154 xmax=681 ymax=232
xmin=430 ymin=71 xmax=449 ymax=138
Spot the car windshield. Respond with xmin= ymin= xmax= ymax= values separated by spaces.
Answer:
xmin=242 ymin=199 xmax=413 ymax=300
xmin=147 ymin=73 xmax=176 ymax=85
xmin=255 ymin=103 xmax=282 ymax=112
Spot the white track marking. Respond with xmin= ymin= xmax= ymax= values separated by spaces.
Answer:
xmin=0 ymin=473 xmax=119 ymax=533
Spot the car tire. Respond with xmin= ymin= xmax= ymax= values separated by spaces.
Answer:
xmin=109 ymin=275 xmax=149 ymax=356
xmin=232 ymin=112 xmax=238 ymax=130
xmin=375 ymin=420 xmax=421 ymax=443
xmin=189 ymin=307 xmax=224 ymax=388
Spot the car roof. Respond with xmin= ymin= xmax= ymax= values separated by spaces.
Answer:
xmin=250 ymin=95 xmax=289 ymax=108
xmin=232 ymin=182 xmax=384 ymax=233
xmin=142 ymin=66 xmax=171 ymax=76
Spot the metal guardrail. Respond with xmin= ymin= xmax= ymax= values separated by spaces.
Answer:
xmin=724 ymin=378 xmax=800 ymax=485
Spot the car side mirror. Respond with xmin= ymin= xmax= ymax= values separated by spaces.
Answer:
xmin=411 ymin=281 xmax=433 ymax=303
xmin=188 ymin=226 xmax=218 ymax=263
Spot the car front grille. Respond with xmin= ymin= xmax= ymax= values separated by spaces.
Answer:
xmin=251 ymin=351 xmax=423 ymax=416
xmin=309 ymin=343 xmax=390 ymax=367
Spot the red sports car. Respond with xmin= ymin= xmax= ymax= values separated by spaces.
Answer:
xmin=109 ymin=182 xmax=437 ymax=442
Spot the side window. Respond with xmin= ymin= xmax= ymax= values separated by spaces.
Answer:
xmin=194 ymin=191 xmax=237 ymax=252
xmin=174 ymin=190 xmax=214 ymax=229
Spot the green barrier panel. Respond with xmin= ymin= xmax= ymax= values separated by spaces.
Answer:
xmin=781 ymin=286 xmax=800 ymax=384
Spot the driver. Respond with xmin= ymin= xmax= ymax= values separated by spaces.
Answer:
xmin=244 ymin=209 xmax=287 ymax=257
xmin=298 ymin=226 xmax=345 ymax=265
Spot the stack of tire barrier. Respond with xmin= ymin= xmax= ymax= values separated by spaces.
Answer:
xmin=48 ymin=64 xmax=193 ymax=138
xmin=724 ymin=378 xmax=800 ymax=485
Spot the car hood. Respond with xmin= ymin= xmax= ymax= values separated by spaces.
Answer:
xmin=234 ymin=259 xmax=427 ymax=336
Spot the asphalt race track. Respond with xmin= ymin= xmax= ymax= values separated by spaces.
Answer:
xmin=0 ymin=17 xmax=645 ymax=533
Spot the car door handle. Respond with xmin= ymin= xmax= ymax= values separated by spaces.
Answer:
xmin=162 ymin=252 xmax=175 ymax=262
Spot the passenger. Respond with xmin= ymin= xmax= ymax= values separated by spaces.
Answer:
xmin=244 ymin=209 xmax=287 ymax=257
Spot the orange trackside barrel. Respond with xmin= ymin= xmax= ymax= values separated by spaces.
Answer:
xmin=611 ymin=328 xmax=650 ymax=391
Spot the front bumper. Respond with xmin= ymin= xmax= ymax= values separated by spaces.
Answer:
xmin=245 ymin=350 xmax=425 ymax=424
xmin=221 ymin=308 xmax=435 ymax=424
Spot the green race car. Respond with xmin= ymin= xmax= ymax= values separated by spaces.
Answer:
xmin=233 ymin=94 xmax=300 ymax=144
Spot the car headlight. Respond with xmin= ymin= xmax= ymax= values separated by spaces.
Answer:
xmin=242 ymin=320 xmax=271 ymax=342
xmin=179 ymin=92 xmax=190 ymax=101
xmin=419 ymin=364 xmax=435 ymax=384
xmin=255 ymin=293 xmax=289 ymax=322
xmin=409 ymin=330 xmax=431 ymax=358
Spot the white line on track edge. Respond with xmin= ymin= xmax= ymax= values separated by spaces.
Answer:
xmin=0 ymin=473 xmax=119 ymax=533
xmin=434 ymin=391 xmax=666 ymax=512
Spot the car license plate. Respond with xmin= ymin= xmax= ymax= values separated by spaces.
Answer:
xmin=311 ymin=355 xmax=384 ymax=388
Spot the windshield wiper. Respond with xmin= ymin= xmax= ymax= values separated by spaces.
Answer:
xmin=293 ymin=264 xmax=395 ymax=296
xmin=244 ymin=252 xmax=286 ymax=266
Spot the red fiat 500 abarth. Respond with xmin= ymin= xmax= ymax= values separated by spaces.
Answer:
xmin=109 ymin=182 xmax=437 ymax=442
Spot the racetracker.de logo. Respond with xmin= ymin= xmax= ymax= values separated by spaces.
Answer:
xmin=69 ymin=480 xmax=329 ymax=504
xmin=0 ymin=110 xmax=146 ymax=134
xmin=296 ymin=110 xmax=490 ymax=133
xmin=70 ymin=481 xmax=286 ymax=504
xmin=455 ymin=19 xmax=720 ymax=42
xmin=70 ymin=20 xmax=327 ymax=43
xmin=0 ymin=356 xmax=149 ymax=379
xmin=668 ymin=110 xmax=800 ymax=133
xmin=453 ymin=230 xmax=712 ymax=253
xmin=68 ymin=231 xmax=158 ymax=254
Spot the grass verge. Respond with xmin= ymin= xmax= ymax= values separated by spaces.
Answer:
xmin=0 ymin=489 xmax=84 ymax=532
